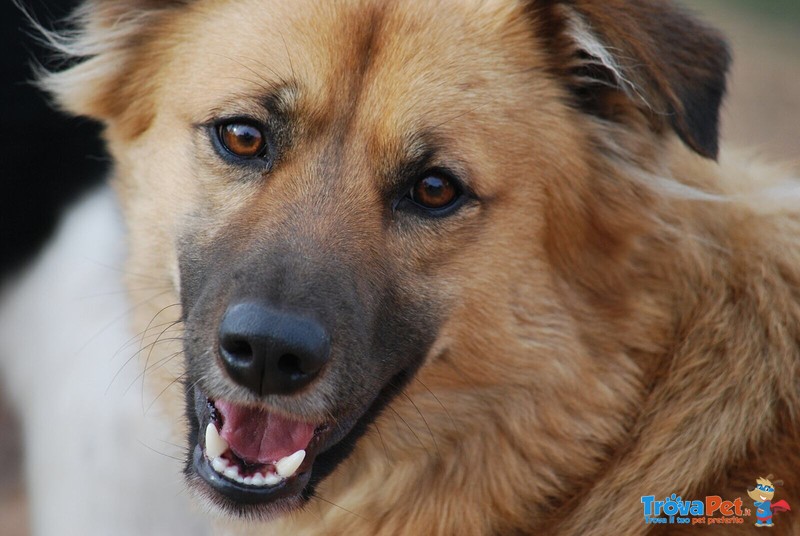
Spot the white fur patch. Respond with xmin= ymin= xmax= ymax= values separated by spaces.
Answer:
xmin=0 ymin=187 xmax=209 ymax=535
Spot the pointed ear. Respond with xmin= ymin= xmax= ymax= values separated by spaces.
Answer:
xmin=533 ymin=0 xmax=730 ymax=159
xmin=35 ymin=0 xmax=190 ymax=136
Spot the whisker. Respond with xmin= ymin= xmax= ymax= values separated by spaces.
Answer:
xmin=145 ymin=371 xmax=190 ymax=415
xmin=279 ymin=31 xmax=296 ymax=80
xmin=387 ymin=405 xmax=429 ymax=454
xmin=142 ymin=316 xmax=185 ymax=410
xmin=105 ymin=320 xmax=182 ymax=394
xmin=209 ymin=53 xmax=283 ymax=89
xmin=220 ymin=76 xmax=273 ymax=95
xmin=75 ymin=289 xmax=172 ymax=366
xmin=76 ymin=285 xmax=171 ymax=300
xmin=136 ymin=439 xmax=184 ymax=462
xmin=440 ymin=354 xmax=482 ymax=392
xmin=372 ymin=421 xmax=393 ymax=465
xmin=126 ymin=348 xmax=185 ymax=397
xmin=137 ymin=303 xmax=182 ymax=352
xmin=144 ymin=348 xmax=184 ymax=375
xmin=82 ymin=259 xmax=172 ymax=283
xmin=138 ymin=347 xmax=184 ymax=374
xmin=307 ymin=497 xmax=325 ymax=522
xmin=414 ymin=377 xmax=459 ymax=433
xmin=312 ymin=495 xmax=369 ymax=522
xmin=401 ymin=391 xmax=440 ymax=456
xmin=155 ymin=438 xmax=189 ymax=452
xmin=109 ymin=318 xmax=182 ymax=365
xmin=109 ymin=335 xmax=183 ymax=395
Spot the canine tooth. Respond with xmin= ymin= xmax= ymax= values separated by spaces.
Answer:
xmin=275 ymin=450 xmax=305 ymax=478
xmin=223 ymin=466 xmax=239 ymax=479
xmin=211 ymin=457 xmax=228 ymax=473
xmin=263 ymin=472 xmax=282 ymax=486
xmin=205 ymin=423 xmax=229 ymax=459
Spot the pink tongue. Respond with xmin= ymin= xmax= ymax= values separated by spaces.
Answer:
xmin=215 ymin=401 xmax=315 ymax=464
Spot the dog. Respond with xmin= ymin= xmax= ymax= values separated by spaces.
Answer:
xmin=3 ymin=0 xmax=800 ymax=533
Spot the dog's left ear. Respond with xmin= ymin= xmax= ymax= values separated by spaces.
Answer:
xmin=36 ymin=0 xmax=191 ymax=137
xmin=532 ymin=0 xmax=730 ymax=159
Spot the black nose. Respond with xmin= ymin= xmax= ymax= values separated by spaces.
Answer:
xmin=218 ymin=302 xmax=331 ymax=396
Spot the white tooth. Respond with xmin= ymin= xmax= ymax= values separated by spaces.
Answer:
xmin=211 ymin=457 xmax=228 ymax=473
xmin=223 ymin=466 xmax=239 ymax=479
xmin=264 ymin=472 xmax=282 ymax=486
xmin=243 ymin=476 xmax=254 ymax=485
xmin=205 ymin=423 xmax=229 ymax=459
xmin=275 ymin=450 xmax=306 ymax=478
xmin=251 ymin=473 xmax=266 ymax=486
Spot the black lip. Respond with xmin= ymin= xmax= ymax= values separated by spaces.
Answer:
xmin=192 ymin=445 xmax=310 ymax=504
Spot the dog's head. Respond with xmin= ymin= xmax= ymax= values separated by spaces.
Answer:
xmin=43 ymin=0 xmax=728 ymax=521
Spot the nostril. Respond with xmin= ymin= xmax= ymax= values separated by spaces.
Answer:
xmin=221 ymin=337 xmax=254 ymax=364
xmin=277 ymin=354 xmax=304 ymax=379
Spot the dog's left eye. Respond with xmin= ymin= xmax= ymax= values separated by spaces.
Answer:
xmin=407 ymin=173 xmax=461 ymax=212
xmin=216 ymin=122 xmax=267 ymax=158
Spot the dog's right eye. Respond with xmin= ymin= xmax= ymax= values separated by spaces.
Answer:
xmin=216 ymin=122 xmax=267 ymax=159
xmin=410 ymin=174 xmax=459 ymax=210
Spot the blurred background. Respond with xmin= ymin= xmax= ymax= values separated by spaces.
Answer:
xmin=1 ymin=1 xmax=105 ymax=535
xmin=0 ymin=1 xmax=798 ymax=534
xmin=694 ymin=0 xmax=800 ymax=163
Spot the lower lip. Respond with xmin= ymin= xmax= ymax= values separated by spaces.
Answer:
xmin=192 ymin=445 xmax=311 ymax=504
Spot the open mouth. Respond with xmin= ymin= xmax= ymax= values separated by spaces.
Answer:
xmin=186 ymin=367 xmax=415 ymax=515
xmin=191 ymin=394 xmax=332 ymax=505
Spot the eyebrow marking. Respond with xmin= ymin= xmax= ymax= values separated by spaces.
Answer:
xmin=192 ymin=81 xmax=299 ymax=129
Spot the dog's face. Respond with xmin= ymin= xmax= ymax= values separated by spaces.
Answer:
xmin=133 ymin=1 xmax=564 ymax=515
xmin=48 ymin=0 xmax=728 ymax=522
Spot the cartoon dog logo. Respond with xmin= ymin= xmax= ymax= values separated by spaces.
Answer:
xmin=747 ymin=475 xmax=791 ymax=527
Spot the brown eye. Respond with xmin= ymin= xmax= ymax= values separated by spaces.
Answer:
xmin=217 ymin=123 xmax=266 ymax=158
xmin=410 ymin=174 xmax=460 ymax=210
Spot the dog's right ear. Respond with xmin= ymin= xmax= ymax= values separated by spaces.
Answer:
xmin=530 ymin=0 xmax=730 ymax=159
xmin=36 ymin=0 xmax=190 ymax=137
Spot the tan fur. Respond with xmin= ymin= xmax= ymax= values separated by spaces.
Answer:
xmin=42 ymin=0 xmax=800 ymax=534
